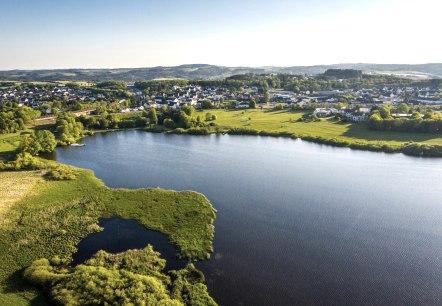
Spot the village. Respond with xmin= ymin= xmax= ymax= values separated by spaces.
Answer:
xmin=1 ymin=79 xmax=441 ymax=122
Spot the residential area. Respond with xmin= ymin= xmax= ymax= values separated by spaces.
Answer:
xmin=1 ymin=77 xmax=441 ymax=123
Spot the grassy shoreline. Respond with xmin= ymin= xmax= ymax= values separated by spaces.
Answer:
xmin=0 ymin=165 xmax=216 ymax=305
xmin=2 ymin=109 xmax=441 ymax=161
xmin=164 ymin=109 xmax=442 ymax=157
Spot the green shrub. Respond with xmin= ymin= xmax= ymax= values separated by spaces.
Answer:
xmin=274 ymin=104 xmax=284 ymax=111
xmin=12 ymin=153 xmax=46 ymax=170
xmin=164 ymin=118 xmax=176 ymax=129
xmin=46 ymin=165 xmax=78 ymax=180
xmin=227 ymin=128 xmax=259 ymax=135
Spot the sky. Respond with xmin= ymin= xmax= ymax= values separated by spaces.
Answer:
xmin=0 ymin=0 xmax=441 ymax=69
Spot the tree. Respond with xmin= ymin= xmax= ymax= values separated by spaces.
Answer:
xmin=262 ymin=91 xmax=270 ymax=104
xmin=368 ymin=113 xmax=383 ymax=130
xmin=397 ymin=103 xmax=410 ymax=114
xmin=56 ymin=112 xmax=84 ymax=145
xmin=78 ymin=115 xmax=97 ymax=129
xmin=249 ymin=97 xmax=256 ymax=109
xmin=411 ymin=112 xmax=422 ymax=120
xmin=163 ymin=118 xmax=176 ymax=129
xmin=201 ymin=99 xmax=213 ymax=109
xmin=177 ymin=111 xmax=192 ymax=129
xmin=21 ymin=130 xmax=57 ymax=155
xmin=262 ymin=80 xmax=269 ymax=92
xmin=34 ymin=130 xmax=57 ymax=153
xmin=181 ymin=105 xmax=195 ymax=116
xmin=378 ymin=105 xmax=392 ymax=119
xmin=147 ymin=109 xmax=158 ymax=126
xmin=423 ymin=110 xmax=434 ymax=119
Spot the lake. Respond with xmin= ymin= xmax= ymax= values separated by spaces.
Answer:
xmin=54 ymin=130 xmax=442 ymax=305
xmin=71 ymin=217 xmax=188 ymax=272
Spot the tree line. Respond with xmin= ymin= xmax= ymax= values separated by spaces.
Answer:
xmin=0 ymin=103 xmax=40 ymax=133
xmin=368 ymin=105 xmax=442 ymax=133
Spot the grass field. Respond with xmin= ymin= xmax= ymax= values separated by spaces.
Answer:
xmin=196 ymin=109 xmax=442 ymax=146
xmin=0 ymin=133 xmax=22 ymax=161
xmin=0 ymin=167 xmax=216 ymax=305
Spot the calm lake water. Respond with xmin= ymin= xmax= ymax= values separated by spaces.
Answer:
xmin=72 ymin=217 xmax=188 ymax=272
xmin=55 ymin=130 xmax=442 ymax=305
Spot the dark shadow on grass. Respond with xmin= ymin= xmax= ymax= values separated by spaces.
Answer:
xmin=265 ymin=109 xmax=291 ymax=114
xmin=33 ymin=123 xmax=56 ymax=131
xmin=2 ymin=268 xmax=50 ymax=306
xmin=0 ymin=149 xmax=18 ymax=162
xmin=341 ymin=122 xmax=440 ymax=142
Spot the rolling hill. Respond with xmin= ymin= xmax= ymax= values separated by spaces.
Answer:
xmin=0 ymin=63 xmax=441 ymax=82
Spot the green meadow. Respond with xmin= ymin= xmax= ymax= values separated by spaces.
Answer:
xmin=197 ymin=109 xmax=442 ymax=147
xmin=0 ymin=167 xmax=216 ymax=305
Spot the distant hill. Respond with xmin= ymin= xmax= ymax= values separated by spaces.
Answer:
xmin=0 ymin=63 xmax=441 ymax=82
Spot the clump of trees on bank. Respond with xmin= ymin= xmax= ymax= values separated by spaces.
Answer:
xmin=78 ymin=113 xmax=147 ymax=130
xmin=368 ymin=105 xmax=442 ymax=133
xmin=20 ymin=130 xmax=57 ymax=155
xmin=24 ymin=245 xmax=216 ymax=305
xmin=0 ymin=103 xmax=40 ymax=133
xmin=56 ymin=112 xmax=85 ymax=145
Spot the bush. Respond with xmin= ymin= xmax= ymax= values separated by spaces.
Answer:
xmin=163 ymin=118 xmax=176 ymax=129
xmin=11 ymin=153 xmax=45 ymax=170
xmin=46 ymin=165 xmax=78 ymax=180
xmin=274 ymin=104 xmax=284 ymax=111
xmin=205 ymin=113 xmax=213 ymax=121
xmin=23 ymin=258 xmax=67 ymax=286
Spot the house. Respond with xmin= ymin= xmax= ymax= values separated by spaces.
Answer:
xmin=166 ymin=97 xmax=179 ymax=104
xmin=359 ymin=107 xmax=371 ymax=114
xmin=154 ymin=97 xmax=164 ymax=104
xmin=274 ymin=94 xmax=293 ymax=103
xmin=313 ymin=108 xmax=332 ymax=118
xmin=343 ymin=110 xmax=369 ymax=122
xmin=317 ymin=90 xmax=341 ymax=96
xmin=392 ymin=113 xmax=412 ymax=118
xmin=235 ymin=100 xmax=250 ymax=109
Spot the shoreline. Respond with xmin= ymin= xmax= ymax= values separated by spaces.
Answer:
xmin=71 ymin=125 xmax=442 ymax=158
xmin=145 ymin=126 xmax=442 ymax=158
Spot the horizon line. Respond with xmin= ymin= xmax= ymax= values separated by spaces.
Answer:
xmin=1 ymin=62 xmax=442 ymax=72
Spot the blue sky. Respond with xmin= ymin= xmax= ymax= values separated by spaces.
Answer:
xmin=0 ymin=0 xmax=440 ymax=69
